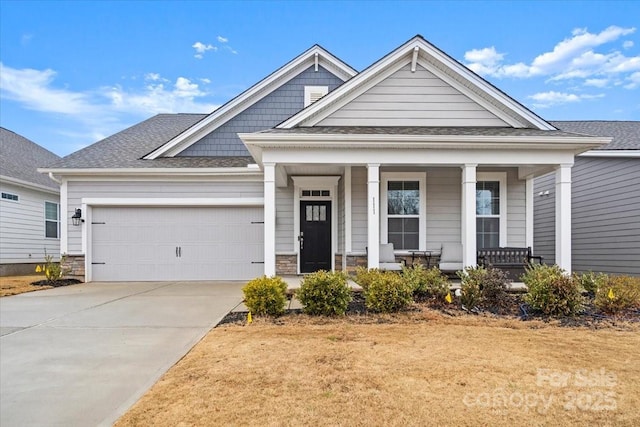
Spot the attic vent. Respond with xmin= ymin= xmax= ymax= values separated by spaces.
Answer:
xmin=304 ymin=86 xmax=329 ymax=107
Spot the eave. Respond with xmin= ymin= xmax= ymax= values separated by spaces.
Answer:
xmin=0 ymin=174 xmax=60 ymax=195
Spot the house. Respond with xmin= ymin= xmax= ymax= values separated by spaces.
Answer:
xmin=534 ymin=121 xmax=640 ymax=276
xmin=40 ymin=35 xmax=608 ymax=283
xmin=1 ymin=128 xmax=61 ymax=276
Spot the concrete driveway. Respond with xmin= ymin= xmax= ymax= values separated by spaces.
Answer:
xmin=0 ymin=281 xmax=244 ymax=426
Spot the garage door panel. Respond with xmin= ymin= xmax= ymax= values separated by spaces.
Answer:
xmin=91 ymin=207 xmax=264 ymax=281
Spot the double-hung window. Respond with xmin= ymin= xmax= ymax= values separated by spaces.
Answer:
xmin=381 ymin=173 xmax=426 ymax=251
xmin=45 ymin=201 xmax=60 ymax=239
xmin=476 ymin=172 xmax=506 ymax=249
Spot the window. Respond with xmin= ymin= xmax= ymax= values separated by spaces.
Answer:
xmin=382 ymin=173 xmax=426 ymax=251
xmin=1 ymin=192 xmax=19 ymax=201
xmin=476 ymin=173 xmax=506 ymax=249
xmin=304 ymin=86 xmax=328 ymax=107
xmin=45 ymin=201 xmax=59 ymax=239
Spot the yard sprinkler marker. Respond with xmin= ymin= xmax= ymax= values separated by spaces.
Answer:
xmin=247 ymin=311 xmax=253 ymax=324
xmin=445 ymin=292 xmax=452 ymax=304
xmin=35 ymin=265 xmax=42 ymax=273
xmin=608 ymin=288 xmax=615 ymax=300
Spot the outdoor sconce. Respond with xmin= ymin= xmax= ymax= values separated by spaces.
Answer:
xmin=71 ymin=208 xmax=84 ymax=226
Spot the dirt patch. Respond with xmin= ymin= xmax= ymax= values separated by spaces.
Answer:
xmin=0 ymin=276 xmax=83 ymax=297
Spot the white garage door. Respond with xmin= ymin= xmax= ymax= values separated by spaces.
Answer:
xmin=91 ymin=206 xmax=264 ymax=281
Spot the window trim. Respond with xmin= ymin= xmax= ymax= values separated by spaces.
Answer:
xmin=304 ymin=86 xmax=329 ymax=107
xmin=381 ymin=172 xmax=426 ymax=252
xmin=476 ymin=172 xmax=507 ymax=247
xmin=44 ymin=200 xmax=60 ymax=240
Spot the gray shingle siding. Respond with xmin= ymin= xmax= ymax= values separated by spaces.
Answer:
xmin=178 ymin=66 xmax=344 ymax=157
xmin=534 ymin=156 xmax=640 ymax=275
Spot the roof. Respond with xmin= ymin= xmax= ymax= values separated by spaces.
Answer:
xmin=143 ymin=44 xmax=357 ymax=159
xmin=278 ymin=35 xmax=554 ymax=131
xmin=44 ymin=114 xmax=252 ymax=169
xmin=0 ymin=127 xmax=61 ymax=190
xmin=551 ymin=121 xmax=640 ymax=150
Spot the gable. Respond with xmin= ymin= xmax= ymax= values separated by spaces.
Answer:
xmin=317 ymin=64 xmax=508 ymax=127
xmin=178 ymin=65 xmax=345 ymax=157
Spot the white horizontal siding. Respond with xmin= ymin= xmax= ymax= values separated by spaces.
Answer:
xmin=506 ymin=169 xmax=526 ymax=247
xmin=66 ymin=180 xmax=263 ymax=254
xmin=0 ymin=182 xmax=60 ymax=263
xmin=318 ymin=64 xmax=508 ymax=127
xmin=275 ymin=183 xmax=293 ymax=252
xmin=426 ymin=168 xmax=461 ymax=249
xmin=350 ymin=167 xmax=368 ymax=253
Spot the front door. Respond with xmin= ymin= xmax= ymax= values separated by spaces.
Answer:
xmin=300 ymin=201 xmax=331 ymax=273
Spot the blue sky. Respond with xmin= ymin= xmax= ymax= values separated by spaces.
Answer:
xmin=1 ymin=0 xmax=639 ymax=156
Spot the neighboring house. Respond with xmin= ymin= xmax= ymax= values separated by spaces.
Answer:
xmin=1 ymin=128 xmax=61 ymax=276
xmin=534 ymin=121 xmax=640 ymax=276
xmin=41 ymin=35 xmax=607 ymax=282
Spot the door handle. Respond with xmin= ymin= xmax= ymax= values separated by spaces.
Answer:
xmin=179 ymin=247 xmax=182 ymax=257
xmin=176 ymin=247 xmax=179 ymax=257
xmin=298 ymin=232 xmax=304 ymax=250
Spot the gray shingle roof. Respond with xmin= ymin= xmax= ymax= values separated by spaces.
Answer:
xmin=262 ymin=126 xmax=581 ymax=138
xmin=46 ymin=114 xmax=253 ymax=169
xmin=551 ymin=121 xmax=640 ymax=150
xmin=0 ymin=127 xmax=61 ymax=189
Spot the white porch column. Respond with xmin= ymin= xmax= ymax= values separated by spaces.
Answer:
xmin=525 ymin=176 xmax=534 ymax=249
xmin=367 ymin=164 xmax=380 ymax=269
xmin=263 ymin=162 xmax=276 ymax=276
xmin=461 ymin=164 xmax=477 ymax=267
xmin=555 ymin=164 xmax=572 ymax=273
xmin=344 ymin=166 xmax=352 ymax=271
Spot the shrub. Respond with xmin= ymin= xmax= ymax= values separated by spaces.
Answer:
xmin=457 ymin=266 xmax=484 ymax=309
xmin=354 ymin=266 xmax=381 ymax=291
xmin=297 ymin=270 xmax=352 ymax=316
xmin=363 ymin=270 xmax=413 ymax=313
xmin=37 ymin=254 xmax=69 ymax=283
xmin=522 ymin=264 xmax=583 ymax=316
xmin=575 ymin=271 xmax=608 ymax=295
xmin=242 ymin=276 xmax=288 ymax=316
xmin=402 ymin=264 xmax=449 ymax=300
xmin=594 ymin=275 xmax=640 ymax=315
xmin=479 ymin=267 xmax=510 ymax=308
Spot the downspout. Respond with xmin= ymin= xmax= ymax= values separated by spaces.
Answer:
xmin=48 ymin=172 xmax=62 ymax=185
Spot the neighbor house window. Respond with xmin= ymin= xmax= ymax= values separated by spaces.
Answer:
xmin=381 ymin=173 xmax=426 ymax=251
xmin=2 ymin=192 xmax=19 ymax=201
xmin=45 ymin=201 xmax=59 ymax=239
xmin=476 ymin=172 xmax=507 ymax=249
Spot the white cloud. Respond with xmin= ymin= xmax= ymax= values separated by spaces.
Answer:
xmin=192 ymin=41 xmax=217 ymax=59
xmin=623 ymin=40 xmax=634 ymax=49
xmin=217 ymin=35 xmax=228 ymax=43
xmin=584 ymin=78 xmax=609 ymax=88
xmin=529 ymin=91 xmax=604 ymax=108
xmin=464 ymin=26 xmax=639 ymax=86
xmin=625 ymin=71 xmax=640 ymax=89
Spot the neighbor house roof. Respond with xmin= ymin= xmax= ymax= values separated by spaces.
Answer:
xmin=42 ymin=114 xmax=254 ymax=170
xmin=551 ymin=121 xmax=640 ymax=150
xmin=0 ymin=127 xmax=61 ymax=191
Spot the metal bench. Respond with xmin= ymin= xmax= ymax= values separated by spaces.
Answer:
xmin=476 ymin=247 xmax=543 ymax=281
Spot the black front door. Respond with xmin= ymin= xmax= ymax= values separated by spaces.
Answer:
xmin=300 ymin=201 xmax=331 ymax=273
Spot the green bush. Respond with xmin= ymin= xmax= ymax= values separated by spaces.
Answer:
xmin=242 ymin=276 xmax=288 ymax=316
xmin=575 ymin=271 xmax=608 ymax=294
xmin=522 ymin=264 xmax=583 ymax=316
xmin=479 ymin=267 xmax=510 ymax=308
xmin=402 ymin=264 xmax=449 ymax=300
xmin=37 ymin=254 xmax=69 ymax=283
xmin=354 ymin=266 xmax=381 ymax=291
xmin=594 ymin=275 xmax=640 ymax=315
xmin=363 ymin=270 xmax=413 ymax=313
xmin=296 ymin=270 xmax=352 ymax=316
xmin=457 ymin=266 xmax=484 ymax=309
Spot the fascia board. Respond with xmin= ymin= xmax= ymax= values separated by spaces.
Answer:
xmin=145 ymin=46 xmax=357 ymax=160
xmin=37 ymin=167 xmax=264 ymax=177
xmin=0 ymin=174 xmax=60 ymax=194
xmin=579 ymin=150 xmax=640 ymax=158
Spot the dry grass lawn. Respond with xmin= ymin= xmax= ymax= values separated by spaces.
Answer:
xmin=0 ymin=275 xmax=50 ymax=297
xmin=117 ymin=312 xmax=640 ymax=427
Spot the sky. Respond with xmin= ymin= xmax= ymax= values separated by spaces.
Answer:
xmin=1 ymin=0 xmax=639 ymax=157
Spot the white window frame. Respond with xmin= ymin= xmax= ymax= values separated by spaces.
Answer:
xmin=1 ymin=192 xmax=19 ymax=202
xmin=304 ymin=86 xmax=328 ymax=107
xmin=381 ymin=172 xmax=426 ymax=252
xmin=476 ymin=172 xmax=507 ymax=247
xmin=44 ymin=200 xmax=60 ymax=239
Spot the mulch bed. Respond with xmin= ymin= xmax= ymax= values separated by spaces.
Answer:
xmin=218 ymin=290 xmax=640 ymax=329
xmin=31 ymin=279 xmax=83 ymax=287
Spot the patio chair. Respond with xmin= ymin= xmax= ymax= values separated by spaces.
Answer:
xmin=438 ymin=242 xmax=463 ymax=273
xmin=379 ymin=243 xmax=405 ymax=271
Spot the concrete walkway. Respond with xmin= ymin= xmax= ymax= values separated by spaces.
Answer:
xmin=0 ymin=281 xmax=244 ymax=427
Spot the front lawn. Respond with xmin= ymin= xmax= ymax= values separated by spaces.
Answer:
xmin=0 ymin=275 xmax=51 ymax=297
xmin=116 ymin=312 xmax=640 ymax=426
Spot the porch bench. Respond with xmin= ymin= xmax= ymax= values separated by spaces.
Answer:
xmin=477 ymin=247 xmax=543 ymax=281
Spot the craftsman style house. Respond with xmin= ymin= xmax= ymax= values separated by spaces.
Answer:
xmin=41 ymin=35 xmax=607 ymax=282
